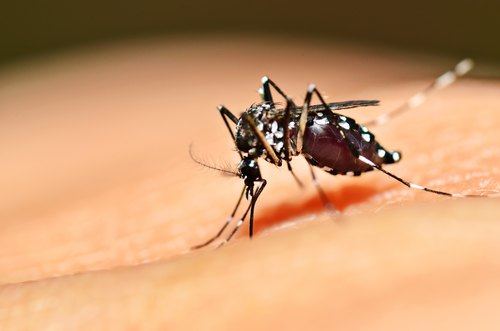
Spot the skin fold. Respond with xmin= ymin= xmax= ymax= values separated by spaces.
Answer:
xmin=0 ymin=36 xmax=499 ymax=330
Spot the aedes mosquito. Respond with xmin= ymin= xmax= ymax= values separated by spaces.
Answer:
xmin=191 ymin=59 xmax=497 ymax=249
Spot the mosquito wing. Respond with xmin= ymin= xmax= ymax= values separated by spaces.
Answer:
xmin=295 ymin=100 xmax=380 ymax=113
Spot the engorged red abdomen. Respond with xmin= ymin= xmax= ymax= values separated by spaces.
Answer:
xmin=302 ymin=122 xmax=385 ymax=174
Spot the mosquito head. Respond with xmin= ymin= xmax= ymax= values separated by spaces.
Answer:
xmin=238 ymin=157 xmax=262 ymax=187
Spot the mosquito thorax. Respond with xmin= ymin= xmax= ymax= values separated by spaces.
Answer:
xmin=235 ymin=103 xmax=289 ymax=164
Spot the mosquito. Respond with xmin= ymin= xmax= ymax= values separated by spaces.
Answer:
xmin=190 ymin=59 xmax=498 ymax=249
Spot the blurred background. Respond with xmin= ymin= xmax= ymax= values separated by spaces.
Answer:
xmin=1 ymin=0 xmax=500 ymax=68
xmin=1 ymin=2 xmax=500 ymax=326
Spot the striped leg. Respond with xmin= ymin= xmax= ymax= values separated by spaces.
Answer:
xmin=363 ymin=59 xmax=474 ymax=127
xmin=300 ymin=84 xmax=498 ymax=200
xmin=216 ymin=179 xmax=267 ymax=248
xmin=260 ymin=76 xmax=303 ymax=186
xmin=190 ymin=185 xmax=246 ymax=250
xmin=356 ymin=155 xmax=499 ymax=198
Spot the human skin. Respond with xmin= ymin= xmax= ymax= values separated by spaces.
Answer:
xmin=0 ymin=36 xmax=499 ymax=330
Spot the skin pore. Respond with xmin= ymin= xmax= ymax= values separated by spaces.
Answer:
xmin=0 ymin=36 xmax=499 ymax=330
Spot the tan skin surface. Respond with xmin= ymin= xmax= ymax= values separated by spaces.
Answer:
xmin=0 ymin=36 xmax=500 ymax=330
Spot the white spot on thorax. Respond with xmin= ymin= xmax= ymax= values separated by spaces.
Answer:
xmin=271 ymin=121 xmax=278 ymax=133
xmin=265 ymin=133 xmax=274 ymax=144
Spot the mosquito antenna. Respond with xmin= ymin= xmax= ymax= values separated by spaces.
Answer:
xmin=364 ymin=59 xmax=474 ymax=126
xmin=189 ymin=143 xmax=240 ymax=177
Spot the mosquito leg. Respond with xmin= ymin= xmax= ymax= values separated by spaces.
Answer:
xmin=311 ymin=76 xmax=500 ymax=199
xmin=308 ymin=163 xmax=338 ymax=215
xmin=302 ymin=84 xmax=497 ymax=198
xmin=274 ymin=83 xmax=338 ymax=211
xmin=297 ymin=83 xmax=337 ymax=152
xmin=218 ymin=105 xmax=238 ymax=133
xmin=189 ymin=105 xmax=246 ymax=250
xmin=190 ymin=185 xmax=246 ymax=250
xmin=304 ymin=72 xmax=500 ymax=198
xmin=218 ymin=105 xmax=243 ymax=159
xmin=242 ymin=113 xmax=282 ymax=165
xmin=280 ymin=94 xmax=303 ymax=186
xmin=303 ymin=85 xmax=375 ymax=153
xmin=260 ymin=77 xmax=303 ymax=186
xmin=297 ymin=83 xmax=345 ymax=142
xmin=259 ymin=76 xmax=296 ymax=161
xmin=260 ymin=77 xmax=274 ymax=103
xmin=217 ymin=180 xmax=267 ymax=248
xmin=355 ymin=155 xmax=500 ymax=198
xmin=363 ymin=59 xmax=474 ymax=127
xmin=296 ymin=84 xmax=314 ymax=153
xmin=282 ymin=96 xmax=296 ymax=161
xmin=260 ymin=76 xmax=290 ymax=102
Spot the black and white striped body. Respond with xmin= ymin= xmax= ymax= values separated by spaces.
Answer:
xmin=235 ymin=101 xmax=401 ymax=177
xmin=191 ymin=60 xmax=497 ymax=250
